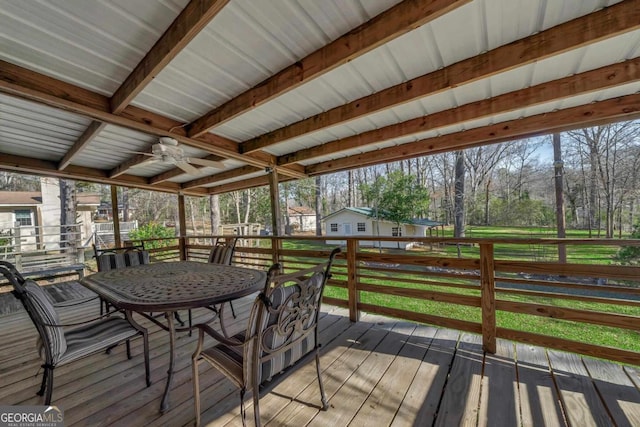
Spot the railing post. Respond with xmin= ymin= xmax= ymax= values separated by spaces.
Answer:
xmin=14 ymin=222 xmax=22 ymax=270
xmin=347 ymin=238 xmax=360 ymax=322
xmin=178 ymin=193 xmax=187 ymax=261
xmin=75 ymin=224 xmax=84 ymax=265
xmin=480 ymin=243 xmax=496 ymax=354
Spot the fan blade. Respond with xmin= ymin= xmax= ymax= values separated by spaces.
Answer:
xmin=176 ymin=161 xmax=200 ymax=175
xmin=186 ymin=157 xmax=225 ymax=169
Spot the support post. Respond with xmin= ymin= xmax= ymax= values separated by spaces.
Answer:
xmin=268 ymin=168 xmax=283 ymax=265
xmin=14 ymin=222 xmax=22 ymax=270
xmin=75 ymin=224 xmax=84 ymax=265
xmin=480 ymin=243 xmax=496 ymax=354
xmin=110 ymin=185 xmax=121 ymax=248
xmin=347 ymin=238 xmax=359 ymax=322
xmin=553 ymin=133 xmax=567 ymax=263
xmin=178 ymin=193 xmax=187 ymax=261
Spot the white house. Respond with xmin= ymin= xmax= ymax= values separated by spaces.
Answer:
xmin=0 ymin=177 xmax=100 ymax=250
xmin=287 ymin=206 xmax=316 ymax=232
xmin=323 ymin=207 xmax=442 ymax=249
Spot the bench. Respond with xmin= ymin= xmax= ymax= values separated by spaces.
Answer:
xmin=22 ymin=264 xmax=86 ymax=281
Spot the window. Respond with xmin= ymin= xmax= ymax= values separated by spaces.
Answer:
xmin=330 ymin=223 xmax=338 ymax=232
xmin=15 ymin=209 xmax=33 ymax=226
xmin=357 ymin=222 xmax=366 ymax=232
xmin=392 ymin=227 xmax=402 ymax=237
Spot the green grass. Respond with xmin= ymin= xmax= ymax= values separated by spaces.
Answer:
xmin=277 ymin=232 xmax=640 ymax=354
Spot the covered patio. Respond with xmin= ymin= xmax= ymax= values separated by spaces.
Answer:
xmin=1 ymin=283 xmax=639 ymax=426
xmin=1 ymin=0 xmax=640 ymax=425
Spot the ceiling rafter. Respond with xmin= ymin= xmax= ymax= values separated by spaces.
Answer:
xmin=206 ymin=174 xmax=296 ymax=195
xmin=305 ymin=93 xmax=640 ymax=175
xmin=180 ymin=162 xmax=306 ymax=189
xmin=148 ymin=154 xmax=233 ymax=184
xmin=0 ymin=153 xmax=208 ymax=196
xmin=110 ymin=0 xmax=231 ymax=113
xmin=187 ymin=0 xmax=471 ymax=138
xmin=0 ymin=61 xmax=306 ymax=179
xmin=241 ymin=0 xmax=640 ymax=154
xmin=58 ymin=121 xmax=106 ymax=170
xmin=181 ymin=165 xmax=261 ymax=189
xmin=278 ymin=58 xmax=640 ymax=166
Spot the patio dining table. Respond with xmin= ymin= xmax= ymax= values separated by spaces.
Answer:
xmin=80 ymin=261 xmax=267 ymax=412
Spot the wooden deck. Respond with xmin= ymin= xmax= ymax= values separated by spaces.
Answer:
xmin=1 ymin=282 xmax=639 ymax=426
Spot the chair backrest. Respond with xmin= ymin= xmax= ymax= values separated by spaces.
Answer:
xmin=0 ymin=263 xmax=66 ymax=365
xmin=244 ymin=247 xmax=340 ymax=385
xmin=208 ymin=238 xmax=236 ymax=265
xmin=95 ymin=245 xmax=150 ymax=272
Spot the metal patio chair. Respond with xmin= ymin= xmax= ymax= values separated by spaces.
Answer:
xmin=0 ymin=260 xmax=150 ymax=405
xmin=192 ymin=247 xmax=340 ymax=426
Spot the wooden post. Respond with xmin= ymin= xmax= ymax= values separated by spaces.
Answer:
xmin=110 ymin=185 xmax=121 ymax=247
xmin=480 ymin=243 xmax=496 ymax=354
xmin=13 ymin=222 xmax=22 ymax=270
xmin=347 ymin=238 xmax=359 ymax=322
xmin=178 ymin=193 xmax=187 ymax=261
xmin=553 ymin=133 xmax=567 ymax=263
xmin=268 ymin=167 xmax=283 ymax=265
xmin=75 ymin=224 xmax=84 ymax=265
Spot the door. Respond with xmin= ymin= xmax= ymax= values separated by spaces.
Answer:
xmin=343 ymin=223 xmax=352 ymax=235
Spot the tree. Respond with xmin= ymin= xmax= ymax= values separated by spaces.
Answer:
xmin=453 ymin=151 xmax=465 ymax=238
xmin=360 ymin=170 xmax=430 ymax=248
xmin=59 ymin=179 xmax=77 ymax=248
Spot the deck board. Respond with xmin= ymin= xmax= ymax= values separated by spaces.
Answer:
xmin=1 ymin=281 xmax=639 ymax=426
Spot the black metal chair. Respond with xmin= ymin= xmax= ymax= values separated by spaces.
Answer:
xmin=93 ymin=244 xmax=150 ymax=315
xmin=0 ymin=260 xmax=150 ymax=405
xmin=192 ymin=248 xmax=340 ymax=426
xmin=208 ymin=237 xmax=238 ymax=318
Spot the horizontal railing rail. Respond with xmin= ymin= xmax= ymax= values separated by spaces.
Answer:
xmin=127 ymin=234 xmax=640 ymax=366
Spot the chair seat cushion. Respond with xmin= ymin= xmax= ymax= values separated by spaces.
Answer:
xmin=56 ymin=316 xmax=140 ymax=364
xmin=201 ymin=331 xmax=247 ymax=388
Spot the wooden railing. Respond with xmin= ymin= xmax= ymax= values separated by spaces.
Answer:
xmin=129 ymin=234 xmax=640 ymax=366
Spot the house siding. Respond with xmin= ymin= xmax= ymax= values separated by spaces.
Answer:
xmin=324 ymin=209 xmax=428 ymax=249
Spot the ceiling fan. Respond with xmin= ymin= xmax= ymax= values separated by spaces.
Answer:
xmin=131 ymin=137 xmax=225 ymax=175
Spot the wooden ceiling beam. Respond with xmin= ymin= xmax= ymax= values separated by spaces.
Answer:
xmin=187 ymin=0 xmax=470 ymax=137
xmin=148 ymin=154 xmax=230 ymax=184
xmin=110 ymin=0 xmax=230 ymax=113
xmin=306 ymin=93 xmax=640 ymax=175
xmin=0 ymin=61 xmax=305 ymax=179
xmin=206 ymin=174 xmax=296 ymax=195
xmin=207 ymin=176 xmax=270 ymax=194
xmin=243 ymin=0 xmax=640 ymax=154
xmin=58 ymin=121 xmax=106 ymax=170
xmin=279 ymin=58 xmax=640 ymax=165
xmin=0 ymin=153 xmax=207 ymax=196
xmin=181 ymin=165 xmax=261 ymax=189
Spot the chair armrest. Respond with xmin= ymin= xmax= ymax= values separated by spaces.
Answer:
xmin=194 ymin=323 xmax=245 ymax=347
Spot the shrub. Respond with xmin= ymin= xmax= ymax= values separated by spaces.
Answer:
xmin=128 ymin=223 xmax=176 ymax=250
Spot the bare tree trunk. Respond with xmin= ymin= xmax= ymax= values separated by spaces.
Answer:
xmin=484 ymin=178 xmax=491 ymax=225
xmin=553 ymin=133 xmax=567 ymax=263
xmin=209 ymin=194 xmax=220 ymax=235
xmin=59 ymin=179 xmax=76 ymax=248
xmin=589 ymin=141 xmax=598 ymax=237
xmin=121 ymin=187 xmax=129 ymax=222
xmin=454 ymin=151 xmax=465 ymax=238
xmin=348 ymin=170 xmax=353 ymax=207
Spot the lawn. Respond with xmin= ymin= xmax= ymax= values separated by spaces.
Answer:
xmin=280 ymin=232 xmax=640 ymax=354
